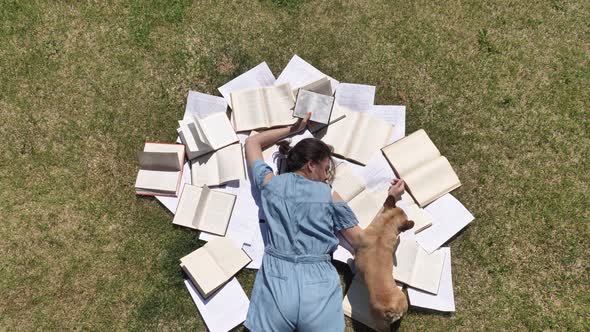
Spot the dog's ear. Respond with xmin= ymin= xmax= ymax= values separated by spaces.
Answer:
xmin=398 ymin=219 xmax=414 ymax=233
xmin=384 ymin=195 xmax=396 ymax=209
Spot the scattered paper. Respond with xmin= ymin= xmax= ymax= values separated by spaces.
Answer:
xmin=218 ymin=62 xmax=276 ymax=107
xmin=184 ymin=91 xmax=228 ymax=120
xmin=407 ymin=247 xmax=455 ymax=312
xmin=415 ymin=194 xmax=474 ymax=253
xmin=371 ymin=105 xmax=406 ymax=143
xmin=334 ymin=83 xmax=375 ymax=112
xmin=184 ymin=278 xmax=250 ymax=332
xmin=243 ymin=222 xmax=268 ymax=269
xmin=276 ymin=54 xmax=339 ymax=94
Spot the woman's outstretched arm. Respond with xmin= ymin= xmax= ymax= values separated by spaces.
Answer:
xmin=244 ymin=112 xmax=310 ymax=170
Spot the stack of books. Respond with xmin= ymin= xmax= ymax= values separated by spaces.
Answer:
xmin=133 ymin=54 xmax=474 ymax=332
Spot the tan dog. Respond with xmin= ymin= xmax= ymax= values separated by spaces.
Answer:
xmin=354 ymin=195 xmax=414 ymax=331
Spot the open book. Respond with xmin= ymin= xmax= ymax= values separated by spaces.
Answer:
xmin=396 ymin=200 xmax=433 ymax=234
xmin=180 ymin=237 xmax=251 ymax=298
xmin=381 ymin=129 xmax=461 ymax=207
xmin=177 ymin=112 xmax=239 ymax=160
xmin=135 ymin=143 xmax=185 ymax=196
xmin=331 ymin=163 xmax=388 ymax=228
xmin=315 ymin=110 xmax=394 ymax=165
xmin=275 ymin=55 xmax=339 ymax=95
xmin=293 ymin=89 xmax=334 ymax=124
xmin=342 ymin=274 xmax=404 ymax=330
xmin=172 ymin=184 xmax=236 ymax=235
xmin=191 ymin=143 xmax=246 ymax=187
xmin=295 ymin=76 xmax=333 ymax=97
xmin=394 ymin=237 xmax=446 ymax=294
xmin=407 ymin=247 xmax=455 ymax=312
xmin=230 ymin=83 xmax=296 ymax=132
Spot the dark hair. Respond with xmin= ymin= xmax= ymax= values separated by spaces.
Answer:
xmin=276 ymin=138 xmax=335 ymax=182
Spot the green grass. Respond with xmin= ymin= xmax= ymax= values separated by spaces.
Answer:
xmin=1 ymin=0 xmax=588 ymax=330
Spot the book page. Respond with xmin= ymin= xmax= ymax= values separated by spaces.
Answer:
xmin=181 ymin=248 xmax=227 ymax=297
xmin=198 ymin=189 xmax=236 ymax=236
xmin=348 ymin=190 xmax=388 ymax=228
xmin=264 ymin=83 xmax=296 ymax=127
xmin=334 ymin=83 xmax=376 ymax=112
xmin=411 ymin=246 xmax=446 ymax=294
xmin=314 ymin=111 xmax=355 ymax=159
xmin=404 ymin=156 xmax=461 ymax=207
xmin=355 ymin=153 xmax=397 ymax=192
xmin=205 ymin=237 xmax=251 ymax=278
xmin=135 ymin=169 xmax=180 ymax=194
xmin=230 ymin=88 xmax=269 ymax=131
xmin=191 ymin=152 xmax=221 ymax=186
xmin=347 ymin=112 xmax=394 ymax=165
xmin=199 ymin=113 xmax=238 ymax=150
xmin=178 ymin=122 xmax=213 ymax=159
xmin=184 ymin=90 xmax=227 ymax=120
xmin=342 ymin=274 xmax=379 ymax=330
xmin=156 ymin=161 xmax=192 ymax=214
xmin=330 ymin=163 xmax=366 ymax=202
xmin=371 ymin=105 xmax=406 ymax=143
xmin=392 ymin=237 xmax=420 ymax=286
xmin=298 ymin=76 xmax=333 ymax=96
xmin=275 ymin=54 xmax=339 ymax=94
xmin=172 ymin=184 xmax=203 ymax=229
xmin=407 ymin=247 xmax=455 ymax=312
xmin=138 ymin=152 xmax=181 ymax=171
xmin=293 ymin=89 xmax=334 ymax=124
xmin=143 ymin=143 xmax=184 ymax=168
xmin=218 ymin=62 xmax=275 ymax=107
xmin=416 ymin=194 xmax=474 ymax=253
xmin=381 ymin=129 xmax=440 ymax=178
xmin=184 ymin=278 xmax=249 ymax=332
xmin=216 ymin=144 xmax=246 ymax=184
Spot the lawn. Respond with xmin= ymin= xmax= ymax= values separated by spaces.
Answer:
xmin=1 ymin=0 xmax=588 ymax=330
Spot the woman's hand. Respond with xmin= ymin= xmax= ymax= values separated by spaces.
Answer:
xmin=388 ymin=179 xmax=405 ymax=201
xmin=289 ymin=112 xmax=311 ymax=134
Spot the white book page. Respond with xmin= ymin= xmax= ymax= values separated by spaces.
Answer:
xmin=230 ymin=88 xmax=269 ymax=131
xmin=314 ymin=111 xmax=355 ymax=159
xmin=371 ymin=105 xmax=406 ymax=143
xmin=276 ymin=54 xmax=339 ymax=94
xmin=348 ymin=190 xmax=388 ymax=228
xmin=199 ymin=189 xmax=236 ymax=236
xmin=184 ymin=90 xmax=228 ymax=120
xmin=298 ymin=77 xmax=333 ymax=96
xmin=331 ymin=163 xmax=366 ymax=202
xmin=334 ymin=83 xmax=375 ymax=112
xmin=218 ymin=62 xmax=275 ymax=107
xmin=172 ymin=184 xmax=202 ymax=229
xmin=191 ymin=152 xmax=221 ymax=187
xmin=138 ymin=151 xmax=181 ymax=171
xmin=381 ymin=129 xmax=440 ymax=178
xmin=347 ymin=112 xmax=394 ymax=165
xmin=392 ymin=237 xmax=420 ymax=286
xmin=408 ymin=247 xmax=455 ymax=312
xmin=156 ymin=161 xmax=192 ymax=214
xmin=199 ymin=113 xmax=238 ymax=150
xmin=184 ymin=278 xmax=249 ymax=332
xmin=264 ymin=83 xmax=296 ymax=127
xmin=396 ymin=201 xmax=433 ymax=234
xmin=135 ymin=169 xmax=180 ymax=194
xmin=143 ymin=143 xmax=185 ymax=167
xmin=243 ymin=222 xmax=268 ymax=269
xmin=404 ymin=156 xmax=461 ymax=207
xmin=354 ymin=153 xmax=397 ymax=192
xmin=416 ymin=193 xmax=474 ymax=253
xmin=342 ymin=274 xmax=379 ymax=330
xmin=178 ymin=123 xmax=213 ymax=159
xmin=293 ymin=89 xmax=334 ymax=124
xmin=181 ymin=248 xmax=226 ymax=297
xmin=411 ymin=246 xmax=446 ymax=294
xmin=216 ymin=144 xmax=246 ymax=185
xmin=206 ymin=238 xmax=251 ymax=277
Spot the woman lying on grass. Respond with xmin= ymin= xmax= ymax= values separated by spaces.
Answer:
xmin=243 ymin=113 xmax=404 ymax=331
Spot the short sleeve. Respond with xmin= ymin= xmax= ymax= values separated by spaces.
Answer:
xmin=332 ymin=202 xmax=360 ymax=232
xmin=251 ymin=159 xmax=274 ymax=190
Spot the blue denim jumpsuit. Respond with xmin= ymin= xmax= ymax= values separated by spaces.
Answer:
xmin=244 ymin=160 xmax=359 ymax=332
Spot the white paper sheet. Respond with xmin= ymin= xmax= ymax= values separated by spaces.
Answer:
xmin=184 ymin=91 xmax=228 ymax=120
xmin=184 ymin=278 xmax=249 ymax=332
xmin=155 ymin=161 xmax=191 ymax=214
xmin=243 ymin=222 xmax=268 ymax=269
xmin=276 ymin=54 xmax=339 ymax=94
xmin=415 ymin=194 xmax=474 ymax=253
xmin=218 ymin=62 xmax=276 ymax=107
xmin=407 ymin=247 xmax=455 ymax=312
xmin=334 ymin=83 xmax=376 ymax=112
xmin=354 ymin=153 xmax=397 ymax=192
xmin=371 ymin=105 xmax=406 ymax=143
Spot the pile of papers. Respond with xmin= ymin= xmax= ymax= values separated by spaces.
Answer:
xmin=134 ymin=54 xmax=474 ymax=331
